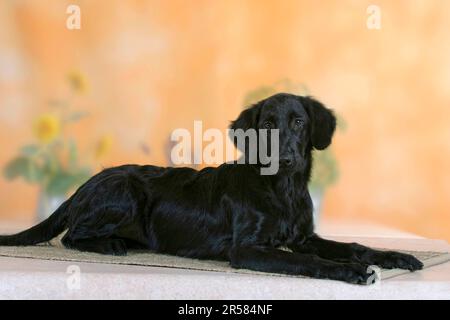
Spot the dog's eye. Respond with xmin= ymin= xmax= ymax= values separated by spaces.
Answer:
xmin=263 ymin=121 xmax=273 ymax=129
xmin=295 ymin=118 xmax=304 ymax=127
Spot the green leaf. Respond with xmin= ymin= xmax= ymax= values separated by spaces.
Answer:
xmin=45 ymin=172 xmax=77 ymax=196
xmin=309 ymin=149 xmax=339 ymax=192
xmin=26 ymin=162 xmax=46 ymax=183
xmin=3 ymin=156 xmax=45 ymax=183
xmin=41 ymin=147 xmax=62 ymax=177
xmin=20 ymin=144 xmax=40 ymax=156
xmin=3 ymin=157 xmax=30 ymax=180
xmin=45 ymin=168 xmax=91 ymax=196
xmin=72 ymin=168 xmax=91 ymax=187
xmin=68 ymin=139 xmax=78 ymax=169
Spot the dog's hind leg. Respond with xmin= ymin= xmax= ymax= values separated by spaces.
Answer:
xmin=59 ymin=206 xmax=140 ymax=256
xmin=61 ymin=237 xmax=128 ymax=256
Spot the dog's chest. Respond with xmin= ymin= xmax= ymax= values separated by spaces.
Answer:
xmin=269 ymin=204 xmax=302 ymax=247
xmin=269 ymin=198 xmax=311 ymax=247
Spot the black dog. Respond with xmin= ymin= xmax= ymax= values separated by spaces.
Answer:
xmin=0 ymin=93 xmax=422 ymax=284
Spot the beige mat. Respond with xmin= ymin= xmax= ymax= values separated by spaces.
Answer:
xmin=1 ymin=243 xmax=449 ymax=282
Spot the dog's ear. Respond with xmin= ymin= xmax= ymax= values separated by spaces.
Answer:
xmin=229 ymin=101 xmax=262 ymax=148
xmin=230 ymin=102 xmax=261 ymax=132
xmin=302 ymin=96 xmax=336 ymax=150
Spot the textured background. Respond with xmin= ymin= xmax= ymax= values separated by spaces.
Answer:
xmin=0 ymin=0 xmax=449 ymax=240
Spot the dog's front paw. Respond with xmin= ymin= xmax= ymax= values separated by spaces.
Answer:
xmin=327 ymin=263 xmax=376 ymax=285
xmin=374 ymin=251 xmax=423 ymax=271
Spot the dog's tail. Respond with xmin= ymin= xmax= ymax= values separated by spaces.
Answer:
xmin=0 ymin=199 xmax=70 ymax=246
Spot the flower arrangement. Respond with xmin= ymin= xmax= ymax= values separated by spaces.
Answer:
xmin=4 ymin=112 xmax=91 ymax=197
xmin=3 ymin=71 xmax=112 ymax=220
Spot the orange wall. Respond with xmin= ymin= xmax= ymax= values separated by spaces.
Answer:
xmin=1 ymin=0 xmax=449 ymax=240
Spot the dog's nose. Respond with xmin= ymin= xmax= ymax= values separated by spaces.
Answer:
xmin=279 ymin=158 xmax=293 ymax=167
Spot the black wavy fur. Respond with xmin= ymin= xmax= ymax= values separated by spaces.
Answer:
xmin=0 ymin=93 xmax=423 ymax=284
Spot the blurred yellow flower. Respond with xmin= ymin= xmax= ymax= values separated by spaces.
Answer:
xmin=33 ymin=114 xmax=61 ymax=144
xmin=95 ymin=135 xmax=113 ymax=159
xmin=67 ymin=70 xmax=89 ymax=94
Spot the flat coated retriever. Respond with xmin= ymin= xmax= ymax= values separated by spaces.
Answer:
xmin=0 ymin=93 xmax=422 ymax=284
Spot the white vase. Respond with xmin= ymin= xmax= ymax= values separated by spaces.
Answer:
xmin=310 ymin=189 xmax=324 ymax=226
xmin=36 ymin=190 xmax=66 ymax=222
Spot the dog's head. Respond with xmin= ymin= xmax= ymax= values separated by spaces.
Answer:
xmin=229 ymin=93 xmax=336 ymax=172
